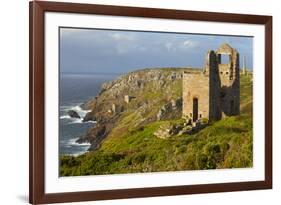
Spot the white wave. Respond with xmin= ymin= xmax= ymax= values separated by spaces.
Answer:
xmin=68 ymin=138 xmax=91 ymax=147
xmin=67 ymin=118 xmax=83 ymax=124
xmin=85 ymin=120 xmax=97 ymax=123
xmin=60 ymin=103 xmax=92 ymax=121
xmin=60 ymin=115 xmax=71 ymax=119
xmin=63 ymin=138 xmax=90 ymax=155
xmin=69 ymin=105 xmax=91 ymax=118
xmin=67 ymin=118 xmax=97 ymax=124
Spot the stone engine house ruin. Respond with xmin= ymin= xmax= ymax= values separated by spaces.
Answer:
xmin=182 ymin=43 xmax=240 ymax=123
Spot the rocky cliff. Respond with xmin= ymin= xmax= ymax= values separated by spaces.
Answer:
xmin=77 ymin=68 xmax=199 ymax=150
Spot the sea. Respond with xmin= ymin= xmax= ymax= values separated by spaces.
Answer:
xmin=59 ymin=73 xmax=119 ymax=156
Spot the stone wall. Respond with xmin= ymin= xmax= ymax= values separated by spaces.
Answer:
xmin=182 ymin=71 xmax=209 ymax=121
xmin=182 ymin=43 xmax=240 ymax=123
xmin=207 ymin=50 xmax=222 ymax=120
xmin=216 ymin=44 xmax=240 ymax=116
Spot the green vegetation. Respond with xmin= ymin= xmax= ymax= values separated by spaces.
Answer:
xmin=60 ymin=74 xmax=253 ymax=176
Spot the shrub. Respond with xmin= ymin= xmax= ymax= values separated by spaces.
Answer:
xmin=175 ymin=145 xmax=186 ymax=154
xmin=60 ymin=156 xmax=80 ymax=167
xmin=196 ymin=153 xmax=208 ymax=169
xmin=132 ymin=153 xmax=146 ymax=164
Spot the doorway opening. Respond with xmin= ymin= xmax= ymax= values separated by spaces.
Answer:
xmin=193 ymin=98 xmax=198 ymax=122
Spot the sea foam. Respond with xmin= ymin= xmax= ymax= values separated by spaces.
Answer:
xmin=60 ymin=115 xmax=71 ymax=119
xmin=68 ymin=138 xmax=91 ymax=147
xmin=69 ymin=105 xmax=91 ymax=118
xmin=60 ymin=104 xmax=94 ymax=124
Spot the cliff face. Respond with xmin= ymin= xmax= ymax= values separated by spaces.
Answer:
xmin=77 ymin=68 xmax=198 ymax=150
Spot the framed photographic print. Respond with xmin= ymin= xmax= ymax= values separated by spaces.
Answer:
xmin=29 ymin=1 xmax=272 ymax=204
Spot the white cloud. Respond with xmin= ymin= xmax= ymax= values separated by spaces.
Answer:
xmin=110 ymin=33 xmax=137 ymax=42
xmin=182 ymin=40 xmax=197 ymax=48
xmin=165 ymin=42 xmax=173 ymax=51
xmin=108 ymin=33 xmax=139 ymax=55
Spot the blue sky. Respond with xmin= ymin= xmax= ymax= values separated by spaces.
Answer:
xmin=60 ymin=27 xmax=253 ymax=74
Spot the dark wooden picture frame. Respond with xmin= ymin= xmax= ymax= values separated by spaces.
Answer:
xmin=29 ymin=1 xmax=272 ymax=204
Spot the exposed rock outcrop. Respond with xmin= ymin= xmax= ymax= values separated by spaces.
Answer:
xmin=153 ymin=120 xmax=208 ymax=139
xmin=157 ymin=97 xmax=182 ymax=120
xmin=67 ymin=110 xmax=80 ymax=119
xmin=153 ymin=123 xmax=184 ymax=139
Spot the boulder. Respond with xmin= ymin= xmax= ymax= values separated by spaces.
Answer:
xmin=177 ymin=125 xmax=193 ymax=135
xmin=154 ymin=123 xmax=183 ymax=139
xmin=67 ymin=110 xmax=80 ymax=119
xmin=154 ymin=126 xmax=172 ymax=139
xmin=83 ymin=112 xmax=96 ymax=122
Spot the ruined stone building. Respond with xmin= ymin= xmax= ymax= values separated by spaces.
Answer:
xmin=182 ymin=43 xmax=240 ymax=123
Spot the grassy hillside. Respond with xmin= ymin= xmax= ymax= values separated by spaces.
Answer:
xmin=60 ymin=73 xmax=253 ymax=176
